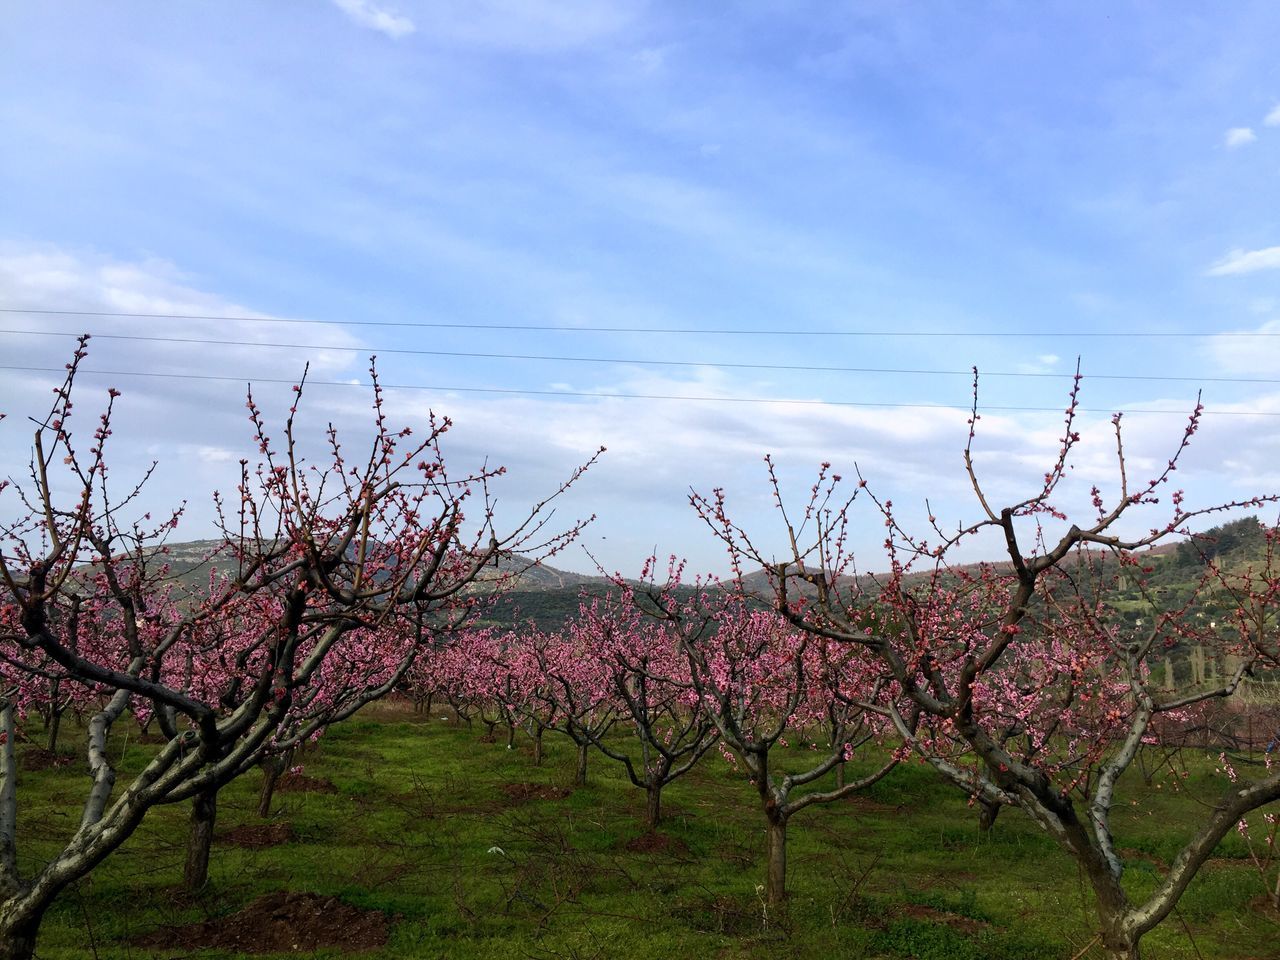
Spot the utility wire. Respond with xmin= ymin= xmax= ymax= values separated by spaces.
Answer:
xmin=2 ymin=363 xmax=1274 ymax=416
xmin=3 ymin=306 xmax=1279 ymax=338
xmin=3 ymin=327 xmax=1279 ymax=386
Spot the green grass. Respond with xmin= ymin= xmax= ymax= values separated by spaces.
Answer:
xmin=17 ymin=705 xmax=1280 ymax=959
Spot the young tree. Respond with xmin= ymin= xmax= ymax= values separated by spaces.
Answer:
xmin=412 ymin=626 xmax=512 ymax=739
xmin=0 ymin=340 xmax=597 ymax=960
xmin=570 ymin=595 xmax=719 ymax=829
xmin=532 ymin=614 xmax=618 ymax=785
xmin=693 ymin=374 xmax=1280 ymax=959
xmin=501 ymin=628 xmax=560 ymax=766
xmin=632 ymin=569 xmax=902 ymax=903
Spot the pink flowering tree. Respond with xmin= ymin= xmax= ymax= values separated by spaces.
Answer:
xmin=1200 ymin=527 xmax=1280 ymax=910
xmin=692 ymin=372 xmax=1280 ymax=959
xmin=529 ymin=611 xmax=619 ymax=785
xmin=501 ymin=628 xmax=563 ymax=766
xmin=412 ymin=627 xmax=517 ymax=741
xmin=569 ymin=594 xmax=719 ymax=828
xmin=630 ymin=566 xmax=903 ymax=903
xmin=0 ymin=340 xmax=597 ymax=960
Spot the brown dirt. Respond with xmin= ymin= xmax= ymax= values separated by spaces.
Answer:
xmin=221 ymin=822 xmax=295 ymax=848
xmin=135 ymin=891 xmax=390 ymax=954
xmin=361 ymin=696 xmax=435 ymax=724
xmin=624 ymin=831 xmax=691 ymax=856
xmin=899 ymin=903 xmax=988 ymax=935
xmin=498 ymin=782 xmax=572 ymax=804
xmin=1248 ymin=893 xmax=1280 ymax=918
xmin=276 ymin=773 xmax=337 ymax=794
xmin=19 ymin=748 xmax=76 ymax=771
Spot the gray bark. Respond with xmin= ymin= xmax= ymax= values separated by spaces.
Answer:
xmin=0 ymin=904 xmax=45 ymax=960
xmin=765 ymin=816 xmax=788 ymax=905
xmin=645 ymin=784 xmax=662 ymax=829
xmin=183 ymin=787 xmax=217 ymax=892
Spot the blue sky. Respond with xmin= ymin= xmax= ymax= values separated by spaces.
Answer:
xmin=2 ymin=1 xmax=1280 ymax=574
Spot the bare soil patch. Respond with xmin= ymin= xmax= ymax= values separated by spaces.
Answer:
xmin=276 ymin=773 xmax=337 ymax=794
xmin=898 ymin=903 xmax=988 ymax=935
xmin=1248 ymin=893 xmax=1280 ymax=919
xmin=221 ymin=821 xmax=294 ymax=848
xmin=135 ymin=891 xmax=390 ymax=954
xmin=20 ymin=748 xmax=76 ymax=771
xmin=362 ymin=696 xmax=435 ymax=724
xmin=498 ymin=782 xmax=572 ymax=804
xmin=624 ymin=831 xmax=691 ymax=856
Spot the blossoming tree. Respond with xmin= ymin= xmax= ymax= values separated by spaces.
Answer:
xmin=692 ymin=373 xmax=1280 ymax=959
xmin=568 ymin=594 xmax=719 ymax=828
xmin=632 ymin=568 xmax=904 ymax=904
xmin=0 ymin=340 xmax=597 ymax=960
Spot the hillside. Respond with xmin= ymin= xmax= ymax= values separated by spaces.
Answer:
xmin=132 ymin=517 xmax=1274 ymax=634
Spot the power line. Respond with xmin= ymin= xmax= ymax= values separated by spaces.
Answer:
xmin=2 ymin=363 xmax=1274 ymax=416
xmin=4 ymin=327 xmax=1279 ymax=386
xmin=3 ymin=306 xmax=1278 ymax=338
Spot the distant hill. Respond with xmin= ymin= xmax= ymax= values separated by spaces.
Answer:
xmin=469 ymin=551 xmax=613 ymax=591
xmin=132 ymin=518 xmax=1274 ymax=633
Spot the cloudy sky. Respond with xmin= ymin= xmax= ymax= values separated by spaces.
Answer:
xmin=3 ymin=1 xmax=1280 ymax=575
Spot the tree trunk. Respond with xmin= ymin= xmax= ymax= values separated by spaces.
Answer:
xmin=44 ymin=708 xmax=62 ymax=755
xmin=977 ymin=798 xmax=1001 ymax=834
xmin=506 ymin=721 xmax=516 ymax=750
xmin=645 ymin=783 xmax=662 ymax=829
xmin=0 ymin=908 xmax=45 ymax=960
xmin=184 ymin=787 xmax=218 ymax=892
xmin=1094 ymin=883 xmax=1141 ymax=960
xmin=765 ymin=817 xmax=788 ymax=905
xmin=834 ymin=760 xmax=845 ymax=790
xmin=258 ymin=758 xmax=284 ymax=818
xmin=1099 ymin=938 xmax=1140 ymax=960
xmin=574 ymin=742 xmax=588 ymax=786
xmin=532 ymin=727 xmax=543 ymax=766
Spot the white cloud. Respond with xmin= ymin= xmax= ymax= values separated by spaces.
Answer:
xmin=3 ymin=244 xmax=1275 ymax=577
xmin=1265 ymin=104 xmax=1280 ymax=127
xmin=1206 ymin=246 xmax=1280 ymax=276
xmin=0 ymin=244 xmax=363 ymax=375
xmin=1013 ymin=354 xmax=1060 ymax=375
xmin=194 ymin=445 xmax=236 ymax=463
xmin=1207 ymin=318 xmax=1280 ymax=375
xmin=1224 ymin=127 xmax=1257 ymax=148
xmin=330 ymin=0 xmax=416 ymax=39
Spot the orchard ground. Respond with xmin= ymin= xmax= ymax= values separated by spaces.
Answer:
xmin=26 ymin=699 xmax=1278 ymax=960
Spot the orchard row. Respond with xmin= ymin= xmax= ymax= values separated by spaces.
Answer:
xmin=2 ymin=342 xmax=1278 ymax=960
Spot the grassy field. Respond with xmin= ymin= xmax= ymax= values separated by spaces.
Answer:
xmin=23 ymin=702 xmax=1279 ymax=959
